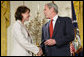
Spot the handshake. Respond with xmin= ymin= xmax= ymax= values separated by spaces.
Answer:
xmin=36 ymin=47 xmax=43 ymax=56
xmin=36 ymin=39 xmax=56 ymax=56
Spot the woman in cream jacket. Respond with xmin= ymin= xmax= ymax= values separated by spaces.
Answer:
xmin=11 ymin=6 xmax=39 ymax=56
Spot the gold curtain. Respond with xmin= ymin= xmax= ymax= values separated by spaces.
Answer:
xmin=1 ymin=1 xmax=10 ymax=56
xmin=73 ymin=1 xmax=83 ymax=47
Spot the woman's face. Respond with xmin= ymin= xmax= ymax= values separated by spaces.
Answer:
xmin=22 ymin=10 xmax=30 ymax=21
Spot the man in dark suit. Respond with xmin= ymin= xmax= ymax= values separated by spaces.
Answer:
xmin=37 ymin=3 xmax=75 ymax=56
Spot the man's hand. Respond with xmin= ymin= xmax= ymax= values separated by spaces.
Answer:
xmin=36 ymin=47 xmax=43 ymax=56
xmin=44 ymin=39 xmax=56 ymax=46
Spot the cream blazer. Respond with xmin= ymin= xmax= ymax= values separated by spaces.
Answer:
xmin=10 ymin=20 xmax=39 ymax=56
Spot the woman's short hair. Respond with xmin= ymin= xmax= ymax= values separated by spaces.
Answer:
xmin=15 ymin=6 xmax=30 ymax=21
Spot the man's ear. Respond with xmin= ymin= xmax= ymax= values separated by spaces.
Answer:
xmin=50 ymin=7 xmax=54 ymax=12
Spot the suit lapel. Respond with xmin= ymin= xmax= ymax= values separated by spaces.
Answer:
xmin=48 ymin=21 xmax=50 ymax=39
xmin=52 ymin=16 xmax=60 ymax=38
xmin=46 ymin=21 xmax=50 ymax=39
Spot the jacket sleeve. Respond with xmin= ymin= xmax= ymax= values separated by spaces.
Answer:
xmin=12 ymin=23 xmax=39 ymax=55
xmin=56 ymin=17 xmax=75 ymax=47
xmin=40 ymin=26 xmax=45 ymax=55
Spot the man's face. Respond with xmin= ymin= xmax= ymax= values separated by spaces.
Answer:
xmin=44 ymin=5 xmax=51 ymax=19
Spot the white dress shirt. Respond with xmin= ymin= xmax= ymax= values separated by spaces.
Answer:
xmin=51 ymin=14 xmax=58 ymax=30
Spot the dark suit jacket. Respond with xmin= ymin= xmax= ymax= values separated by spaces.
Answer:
xmin=40 ymin=16 xmax=75 ymax=56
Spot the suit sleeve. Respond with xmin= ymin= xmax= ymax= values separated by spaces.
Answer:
xmin=40 ymin=26 xmax=45 ymax=55
xmin=56 ymin=17 xmax=75 ymax=47
xmin=12 ymin=23 xmax=39 ymax=55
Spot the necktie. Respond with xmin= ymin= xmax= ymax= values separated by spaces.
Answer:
xmin=49 ymin=19 xmax=53 ymax=38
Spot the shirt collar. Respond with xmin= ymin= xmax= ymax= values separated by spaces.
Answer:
xmin=17 ymin=20 xmax=24 ymax=26
xmin=17 ymin=20 xmax=26 ymax=27
xmin=17 ymin=20 xmax=22 ymax=24
xmin=52 ymin=14 xmax=58 ymax=21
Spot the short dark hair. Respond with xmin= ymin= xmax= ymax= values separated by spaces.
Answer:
xmin=15 ymin=6 xmax=30 ymax=21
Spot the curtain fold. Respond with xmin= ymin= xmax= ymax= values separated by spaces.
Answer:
xmin=1 ymin=1 xmax=10 ymax=56
xmin=73 ymin=1 xmax=83 ymax=47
